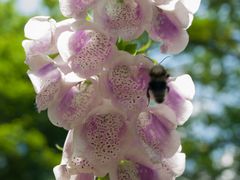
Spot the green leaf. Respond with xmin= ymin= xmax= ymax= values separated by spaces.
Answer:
xmin=96 ymin=174 xmax=110 ymax=180
xmin=116 ymin=38 xmax=138 ymax=55
xmin=136 ymin=38 xmax=152 ymax=55
xmin=124 ymin=43 xmax=137 ymax=55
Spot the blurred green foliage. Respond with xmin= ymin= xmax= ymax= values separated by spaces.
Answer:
xmin=0 ymin=1 xmax=65 ymax=179
xmin=0 ymin=0 xmax=239 ymax=180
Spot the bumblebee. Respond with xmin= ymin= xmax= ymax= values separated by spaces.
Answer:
xmin=147 ymin=64 xmax=169 ymax=103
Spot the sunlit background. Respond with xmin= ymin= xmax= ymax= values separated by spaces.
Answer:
xmin=0 ymin=0 xmax=239 ymax=179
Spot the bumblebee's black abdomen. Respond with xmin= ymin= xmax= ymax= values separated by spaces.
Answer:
xmin=148 ymin=80 xmax=168 ymax=103
xmin=149 ymin=81 xmax=167 ymax=90
xmin=153 ymin=91 xmax=166 ymax=103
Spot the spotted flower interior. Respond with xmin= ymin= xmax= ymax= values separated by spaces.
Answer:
xmin=23 ymin=0 xmax=200 ymax=179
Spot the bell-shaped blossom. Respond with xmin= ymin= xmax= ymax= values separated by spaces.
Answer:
xmin=164 ymin=74 xmax=195 ymax=125
xmin=27 ymin=55 xmax=62 ymax=112
xmin=57 ymin=22 xmax=115 ymax=78
xmin=117 ymin=160 xmax=159 ymax=180
xmin=48 ymin=79 xmax=102 ymax=130
xmin=22 ymin=16 xmax=74 ymax=55
xmin=70 ymin=100 xmax=129 ymax=177
xmin=117 ymin=149 xmax=185 ymax=180
xmin=22 ymin=16 xmax=56 ymax=55
xmin=59 ymin=0 xmax=97 ymax=19
xmin=100 ymin=51 xmax=153 ymax=118
xmin=147 ymin=0 xmax=201 ymax=54
xmin=158 ymin=149 xmax=186 ymax=179
xmin=137 ymin=104 xmax=181 ymax=160
xmin=53 ymin=130 xmax=95 ymax=180
xmin=93 ymin=0 xmax=153 ymax=40
xmin=147 ymin=5 xmax=188 ymax=54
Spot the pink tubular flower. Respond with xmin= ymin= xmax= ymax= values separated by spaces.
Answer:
xmin=57 ymin=22 xmax=115 ymax=78
xmin=100 ymin=51 xmax=153 ymax=118
xmin=59 ymin=0 xmax=97 ymax=19
xmin=164 ymin=74 xmax=195 ymax=125
xmin=26 ymin=55 xmax=62 ymax=112
xmin=48 ymin=79 xmax=102 ymax=130
xmin=93 ymin=0 xmax=153 ymax=40
xmin=70 ymin=100 xmax=128 ymax=178
xmin=117 ymin=160 xmax=159 ymax=180
xmin=117 ymin=149 xmax=185 ymax=180
xmin=53 ymin=130 xmax=95 ymax=180
xmin=22 ymin=16 xmax=74 ymax=56
xmin=137 ymin=104 xmax=181 ymax=160
xmin=22 ymin=16 xmax=57 ymax=55
xmin=147 ymin=0 xmax=201 ymax=54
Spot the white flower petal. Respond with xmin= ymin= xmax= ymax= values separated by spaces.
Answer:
xmin=25 ymin=54 xmax=52 ymax=72
xmin=170 ymin=1 xmax=194 ymax=29
xmin=57 ymin=31 xmax=74 ymax=62
xmin=70 ymin=173 xmax=94 ymax=180
xmin=160 ymin=29 xmax=189 ymax=54
xmin=55 ymin=18 xmax=76 ymax=42
xmin=53 ymin=165 xmax=70 ymax=180
xmin=22 ymin=39 xmax=55 ymax=56
xmin=172 ymin=74 xmax=195 ymax=100
xmin=24 ymin=16 xmax=56 ymax=40
xmin=165 ymin=152 xmax=186 ymax=177
xmin=157 ymin=0 xmax=179 ymax=11
xmin=180 ymin=0 xmax=201 ymax=14
xmin=165 ymin=75 xmax=195 ymax=125
xmin=27 ymin=71 xmax=42 ymax=93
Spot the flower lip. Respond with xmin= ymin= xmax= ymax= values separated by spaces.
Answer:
xmin=93 ymin=0 xmax=153 ymax=40
xmin=37 ymin=63 xmax=56 ymax=76
xmin=24 ymin=16 xmax=56 ymax=40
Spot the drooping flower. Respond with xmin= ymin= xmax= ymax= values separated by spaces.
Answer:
xmin=164 ymin=74 xmax=195 ymax=125
xmin=27 ymin=55 xmax=62 ymax=112
xmin=48 ymin=79 xmax=102 ymax=130
xmin=57 ymin=22 xmax=115 ymax=78
xmin=117 ymin=148 xmax=186 ymax=180
xmin=59 ymin=0 xmax=97 ymax=19
xmin=93 ymin=0 xmax=153 ymax=40
xmin=147 ymin=0 xmax=201 ymax=54
xmin=137 ymin=104 xmax=181 ymax=161
xmin=70 ymin=100 xmax=128 ymax=178
xmin=117 ymin=160 xmax=159 ymax=180
xmin=100 ymin=51 xmax=153 ymax=118
xmin=22 ymin=16 xmax=74 ymax=56
xmin=53 ymin=130 xmax=95 ymax=180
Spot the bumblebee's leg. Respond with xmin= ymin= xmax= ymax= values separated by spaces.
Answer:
xmin=167 ymin=86 xmax=170 ymax=92
xmin=147 ymin=88 xmax=150 ymax=105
